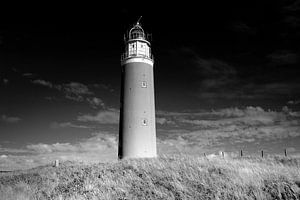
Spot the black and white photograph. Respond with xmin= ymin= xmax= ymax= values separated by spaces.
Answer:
xmin=1 ymin=2 xmax=300 ymax=199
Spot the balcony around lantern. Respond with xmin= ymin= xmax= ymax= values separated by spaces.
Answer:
xmin=121 ymin=51 xmax=154 ymax=62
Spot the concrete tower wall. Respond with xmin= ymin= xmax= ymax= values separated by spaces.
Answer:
xmin=119 ymin=59 xmax=156 ymax=158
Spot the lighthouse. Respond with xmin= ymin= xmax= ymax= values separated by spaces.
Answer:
xmin=118 ymin=18 xmax=157 ymax=159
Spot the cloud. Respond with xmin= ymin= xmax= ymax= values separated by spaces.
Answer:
xmin=2 ymin=78 xmax=9 ymax=85
xmin=77 ymin=109 xmax=119 ymax=124
xmin=198 ymin=81 xmax=300 ymax=100
xmin=31 ymin=79 xmax=105 ymax=108
xmin=267 ymin=51 xmax=298 ymax=66
xmin=155 ymin=106 xmax=300 ymax=155
xmin=0 ymin=132 xmax=118 ymax=170
xmin=2 ymin=106 xmax=300 ymax=170
xmin=92 ymin=83 xmax=115 ymax=92
xmin=156 ymin=117 xmax=175 ymax=125
xmin=22 ymin=73 xmax=35 ymax=78
xmin=26 ymin=143 xmax=78 ymax=153
xmin=0 ymin=147 xmax=30 ymax=154
xmin=284 ymin=0 xmax=300 ymax=11
xmin=193 ymin=55 xmax=297 ymax=100
xmin=32 ymin=79 xmax=53 ymax=88
xmin=50 ymin=122 xmax=91 ymax=129
xmin=252 ymin=83 xmax=300 ymax=97
xmin=184 ymin=50 xmax=300 ymax=101
xmin=1 ymin=115 xmax=21 ymax=123
xmin=31 ymin=80 xmax=92 ymax=99
xmin=60 ymin=82 xmax=93 ymax=101
xmin=287 ymin=100 xmax=300 ymax=105
xmin=196 ymin=57 xmax=236 ymax=80
xmin=86 ymin=97 xmax=105 ymax=108
xmin=192 ymin=56 xmax=245 ymax=100
xmin=284 ymin=16 xmax=300 ymax=28
xmin=231 ymin=22 xmax=257 ymax=35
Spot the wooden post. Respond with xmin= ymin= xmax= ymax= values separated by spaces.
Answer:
xmin=222 ymin=151 xmax=224 ymax=158
xmin=54 ymin=159 xmax=59 ymax=167
xmin=261 ymin=150 xmax=264 ymax=158
xmin=204 ymin=153 xmax=206 ymax=157
xmin=240 ymin=150 xmax=243 ymax=157
xmin=284 ymin=149 xmax=287 ymax=157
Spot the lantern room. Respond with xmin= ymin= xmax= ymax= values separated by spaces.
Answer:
xmin=121 ymin=19 xmax=153 ymax=63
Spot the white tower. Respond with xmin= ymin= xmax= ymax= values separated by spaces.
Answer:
xmin=118 ymin=18 xmax=157 ymax=159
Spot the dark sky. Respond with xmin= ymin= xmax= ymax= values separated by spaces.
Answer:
xmin=0 ymin=2 xmax=300 ymax=169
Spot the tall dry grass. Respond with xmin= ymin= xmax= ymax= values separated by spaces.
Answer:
xmin=0 ymin=155 xmax=300 ymax=199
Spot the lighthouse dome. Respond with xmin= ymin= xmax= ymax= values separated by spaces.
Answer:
xmin=129 ymin=23 xmax=145 ymax=40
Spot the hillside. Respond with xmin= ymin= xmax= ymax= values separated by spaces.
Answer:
xmin=0 ymin=155 xmax=300 ymax=200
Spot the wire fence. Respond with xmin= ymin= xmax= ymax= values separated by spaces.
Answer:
xmin=204 ymin=148 xmax=292 ymax=158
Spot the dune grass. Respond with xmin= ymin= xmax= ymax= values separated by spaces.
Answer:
xmin=0 ymin=155 xmax=300 ymax=199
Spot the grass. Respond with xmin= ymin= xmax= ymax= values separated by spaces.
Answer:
xmin=0 ymin=155 xmax=300 ymax=199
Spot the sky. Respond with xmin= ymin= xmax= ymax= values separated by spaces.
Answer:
xmin=0 ymin=2 xmax=300 ymax=170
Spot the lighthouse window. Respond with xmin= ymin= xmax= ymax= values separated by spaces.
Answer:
xmin=142 ymin=81 xmax=147 ymax=88
xmin=142 ymin=119 xmax=148 ymax=126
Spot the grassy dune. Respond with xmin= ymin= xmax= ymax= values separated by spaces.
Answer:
xmin=0 ymin=155 xmax=300 ymax=200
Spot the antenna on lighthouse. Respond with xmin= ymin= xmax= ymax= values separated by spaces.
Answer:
xmin=137 ymin=16 xmax=142 ymax=25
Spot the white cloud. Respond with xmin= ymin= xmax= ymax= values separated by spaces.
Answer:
xmin=156 ymin=106 xmax=300 ymax=154
xmin=77 ymin=109 xmax=119 ymax=124
xmin=2 ymin=106 xmax=300 ymax=170
xmin=1 ymin=115 xmax=21 ymax=123
xmin=160 ymin=106 xmax=289 ymax=127
xmin=86 ymin=97 xmax=105 ymax=108
xmin=22 ymin=73 xmax=35 ymax=77
xmin=26 ymin=143 xmax=78 ymax=153
xmin=32 ymin=79 xmax=53 ymax=88
xmin=0 ymin=147 xmax=30 ymax=154
xmin=62 ymin=82 xmax=92 ymax=94
xmin=60 ymin=82 xmax=93 ymax=102
xmin=25 ymin=133 xmax=117 ymax=155
xmin=31 ymin=79 xmax=106 ymax=107
xmin=156 ymin=117 xmax=175 ymax=125
xmin=0 ymin=132 xmax=118 ymax=170
xmin=50 ymin=122 xmax=91 ymax=129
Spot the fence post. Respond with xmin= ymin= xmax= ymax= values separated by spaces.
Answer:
xmin=240 ymin=150 xmax=243 ymax=157
xmin=54 ymin=159 xmax=59 ymax=167
xmin=222 ymin=151 xmax=224 ymax=158
xmin=261 ymin=150 xmax=264 ymax=158
xmin=284 ymin=149 xmax=287 ymax=157
xmin=204 ymin=153 xmax=206 ymax=157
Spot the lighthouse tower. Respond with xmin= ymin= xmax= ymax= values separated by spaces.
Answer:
xmin=118 ymin=19 xmax=157 ymax=159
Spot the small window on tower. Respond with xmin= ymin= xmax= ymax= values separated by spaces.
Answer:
xmin=142 ymin=81 xmax=147 ymax=88
xmin=142 ymin=119 xmax=148 ymax=126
